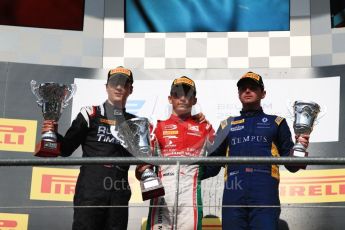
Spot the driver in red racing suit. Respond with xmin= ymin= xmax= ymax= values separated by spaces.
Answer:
xmin=137 ymin=76 xmax=214 ymax=230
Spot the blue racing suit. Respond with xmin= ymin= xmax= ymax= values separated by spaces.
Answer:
xmin=202 ymin=108 xmax=295 ymax=230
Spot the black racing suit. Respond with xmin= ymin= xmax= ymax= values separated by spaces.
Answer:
xmin=57 ymin=101 xmax=135 ymax=230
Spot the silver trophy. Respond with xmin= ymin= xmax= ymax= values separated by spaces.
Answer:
xmin=292 ymin=100 xmax=320 ymax=157
xmin=116 ymin=117 xmax=165 ymax=200
xmin=31 ymin=80 xmax=76 ymax=157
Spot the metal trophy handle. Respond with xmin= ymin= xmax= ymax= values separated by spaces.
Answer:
xmin=30 ymin=80 xmax=44 ymax=106
xmin=63 ymin=84 xmax=77 ymax=108
xmin=117 ymin=117 xmax=165 ymax=200
xmin=292 ymin=100 xmax=320 ymax=157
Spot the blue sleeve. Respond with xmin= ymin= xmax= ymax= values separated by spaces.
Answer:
xmin=276 ymin=118 xmax=303 ymax=172
xmin=276 ymin=118 xmax=294 ymax=157
xmin=201 ymin=124 xmax=230 ymax=180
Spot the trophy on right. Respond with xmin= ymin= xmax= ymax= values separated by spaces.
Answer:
xmin=292 ymin=100 xmax=320 ymax=157
xmin=115 ymin=117 xmax=165 ymax=201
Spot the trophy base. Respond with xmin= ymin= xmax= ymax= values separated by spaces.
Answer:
xmin=34 ymin=140 xmax=60 ymax=157
xmin=140 ymin=177 xmax=165 ymax=201
xmin=292 ymin=149 xmax=308 ymax=158
xmin=290 ymin=149 xmax=308 ymax=170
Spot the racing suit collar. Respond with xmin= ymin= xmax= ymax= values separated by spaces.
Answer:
xmin=104 ymin=101 xmax=126 ymax=115
xmin=240 ymin=107 xmax=264 ymax=117
xmin=169 ymin=113 xmax=193 ymax=122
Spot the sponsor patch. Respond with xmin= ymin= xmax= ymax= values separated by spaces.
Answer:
xmin=275 ymin=116 xmax=284 ymax=125
xmin=164 ymin=138 xmax=176 ymax=148
xmin=188 ymin=124 xmax=199 ymax=132
xmin=164 ymin=124 xmax=177 ymax=130
xmin=100 ymin=118 xmax=116 ymax=125
xmin=109 ymin=67 xmax=131 ymax=77
xmin=220 ymin=119 xmax=228 ymax=129
xmin=229 ymin=170 xmax=239 ymax=176
xmin=187 ymin=132 xmax=202 ymax=137
xmin=231 ymin=119 xmax=245 ymax=125
xmin=172 ymin=77 xmax=195 ymax=87
xmin=230 ymin=125 xmax=244 ymax=132
xmin=241 ymin=72 xmax=261 ymax=81
xmin=163 ymin=130 xmax=179 ymax=135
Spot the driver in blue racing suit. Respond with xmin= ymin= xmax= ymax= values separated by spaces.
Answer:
xmin=202 ymin=72 xmax=310 ymax=229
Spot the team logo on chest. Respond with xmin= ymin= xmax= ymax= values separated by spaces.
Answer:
xmin=187 ymin=124 xmax=201 ymax=137
xmin=257 ymin=117 xmax=271 ymax=128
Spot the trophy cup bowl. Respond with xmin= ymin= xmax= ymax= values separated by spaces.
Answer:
xmin=117 ymin=117 xmax=165 ymax=200
xmin=31 ymin=80 xmax=76 ymax=157
xmin=292 ymin=100 xmax=320 ymax=157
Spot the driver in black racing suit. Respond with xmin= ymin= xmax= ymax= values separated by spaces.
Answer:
xmin=42 ymin=66 xmax=135 ymax=230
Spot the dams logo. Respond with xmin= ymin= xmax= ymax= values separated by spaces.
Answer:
xmin=280 ymin=168 xmax=345 ymax=203
xmin=0 ymin=213 xmax=29 ymax=230
xmin=0 ymin=118 xmax=37 ymax=152
xmin=30 ymin=167 xmax=142 ymax=203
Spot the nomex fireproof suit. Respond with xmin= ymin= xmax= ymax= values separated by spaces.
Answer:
xmin=202 ymin=108 xmax=295 ymax=230
xmin=58 ymin=101 xmax=135 ymax=230
xmin=147 ymin=114 xmax=215 ymax=230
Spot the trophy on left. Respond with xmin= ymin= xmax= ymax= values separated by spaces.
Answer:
xmin=30 ymin=80 xmax=77 ymax=157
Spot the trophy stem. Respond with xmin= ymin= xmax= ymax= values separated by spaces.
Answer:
xmin=293 ymin=142 xmax=306 ymax=152
xmin=292 ymin=142 xmax=307 ymax=157
xmin=140 ymin=168 xmax=165 ymax=201
xmin=141 ymin=168 xmax=156 ymax=181
xmin=41 ymin=130 xmax=57 ymax=142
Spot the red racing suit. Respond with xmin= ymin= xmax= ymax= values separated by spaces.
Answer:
xmin=146 ymin=114 xmax=215 ymax=230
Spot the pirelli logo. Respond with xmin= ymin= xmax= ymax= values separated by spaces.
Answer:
xmin=163 ymin=130 xmax=179 ymax=135
xmin=241 ymin=72 xmax=260 ymax=81
xmin=172 ymin=77 xmax=195 ymax=87
xmin=109 ymin=67 xmax=131 ymax=77
xmin=0 ymin=213 xmax=29 ymax=230
xmin=280 ymin=169 xmax=345 ymax=203
xmin=30 ymin=167 xmax=78 ymax=201
xmin=100 ymin=118 xmax=116 ymax=125
xmin=231 ymin=119 xmax=245 ymax=125
xmin=0 ymin=118 xmax=37 ymax=152
xmin=30 ymin=167 xmax=142 ymax=203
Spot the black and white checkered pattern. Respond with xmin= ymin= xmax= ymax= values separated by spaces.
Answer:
xmin=103 ymin=0 xmax=312 ymax=69
xmin=0 ymin=0 xmax=344 ymax=69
